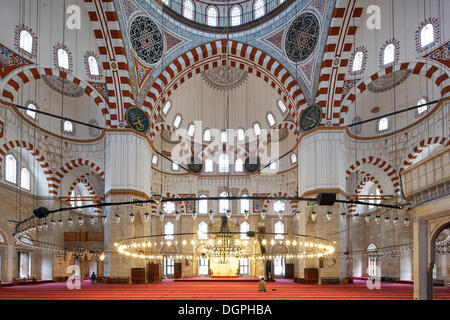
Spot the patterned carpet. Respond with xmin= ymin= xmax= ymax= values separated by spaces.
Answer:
xmin=0 ymin=279 xmax=449 ymax=300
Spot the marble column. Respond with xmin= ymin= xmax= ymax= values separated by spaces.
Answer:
xmin=413 ymin=217 xmax=430 ymax=299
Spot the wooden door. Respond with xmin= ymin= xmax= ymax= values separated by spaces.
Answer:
xmin=285 ymin=263 xmax=294 ymax=279
xmin=174 ymin=263 xmax=182 ymax=279
xmin=265 ymin=260 xmax=272 ymax=280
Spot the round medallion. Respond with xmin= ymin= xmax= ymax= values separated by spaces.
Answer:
xmin=299 ymin=104 xmax=322 ymax=132
xmin=188 ymin=156 xmax=202 ymax=173
xmin=129 ymin=16 xmax=163 ymax=65
xmin=285 ymin=13 xmax=320 ymax=63
xmin=125 ymin=107 xmax=150 ymax=134
xmin=163 ymin=201 xmax=176 ymax=214
xmin=244 ymin=157 xmax=260 ymax=173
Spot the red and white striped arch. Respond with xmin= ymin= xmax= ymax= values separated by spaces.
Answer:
xmin=348 ymin=170 xmax=385 ymax=214
xmin=261 ymin=192 xmax=298 ymax=213
xmin=401 ymin=136 xmax=449 ymax=169
xmin=143 ymin=39 xmax=305 ymax=139
xmin=1 ymin=66 xmax=110 ymax=123
xmin=315 ymin=0 xmax=363 ymax=124
xmin=345 ymin=156 xmax=400 ymax=194
xmin=339 ymin=62 xmax=450 ymax=124
xmin=67 ymin=173 xmax=102 ymax=214
xmin=84 ymin=0 xmax=134 ymax=127
xmin=51 ymin=159 xmax=104 ymax=195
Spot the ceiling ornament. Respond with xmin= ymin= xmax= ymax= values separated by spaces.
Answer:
xmin=201 ymin=65 xmax=248 ymax=91
xmin=41 ymin=75 xmax=84 ymax=97
xmin=129 ymin=15 xmax=163 ymax=65
xmin=285 ymin=13 xmax=320 ymax=63
xmin=367 ymin=69 xmax=412 ymax=93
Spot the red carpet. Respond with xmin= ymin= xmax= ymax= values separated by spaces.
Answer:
xmin=0 ymin=280 xmax=449 ymax=300
xmin=174 ymin=276 xmax=260 ymax=282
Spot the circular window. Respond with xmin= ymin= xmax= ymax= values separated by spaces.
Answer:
xmin=273 ymin=200 xmax=286 ymax=213
xmin=285 ymin=13 xmax=320 ymax=63
xmin=163 ymin=201 xmax=176 ymax=214
xmin=129 ymin=16 xmax=163 ymax=65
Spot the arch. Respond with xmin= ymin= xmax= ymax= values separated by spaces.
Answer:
xmin=339 ymin=61 xmax=450 ymax=124
xmin=52 ymin=159 xmax=105 ymax=195
xmin=149 ymin=192 xmax=186 ymax=214
xmin=0 ymin=227 xmax=9 ymax=246
xmin=401 ymin=136 xmax=449 ymax=169
xmin=348 ymin=171 xmax=385 ymax=214
xmin=67 ymin=173 xmax=102 ymax=214
xmin=261 ymin=192 xmax=297 ymax=213
xmin=428 ymin=220 xmax=450 ymax=299
xmin=1 ymin=66 xmax=110 ymax=126
xmin=345 ymin=157 xmax=400 ymax=194
xmin=143 ymin=40 xmax=305 ymax=139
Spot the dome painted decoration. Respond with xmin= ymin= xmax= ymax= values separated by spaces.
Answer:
xmin=129 ymin=15 xmax=163 ymax=65
xmin=188 ymin=156 xmax=202 ymax=173
xmin=244 ymin=157 xmax=260 ymax=173
xmin=285 ymin=13 xmax=320 ymax=63
xmin=367 ymin=69 xmax=412 ymax=93
xmin=125 ymin=106 xmax=150 ymax=134
xmin=201 ymin=66 xmax=248 ymax=91
xmin=299 ymin=104 xmax=322 ymax=132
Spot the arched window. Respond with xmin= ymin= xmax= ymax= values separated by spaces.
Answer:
xmin=64 ymin=120 xmax=73 ymax=133
xmin=57 ymin=49 xmax=69 ymax=70
xmin=203 ymin=129 xmax=211 ymax=141
xmin=161 ymin=0 xmax=169 ymax=5
xmin=5 ymin=154 xmax=17 ymax=184
xmin=221 ymin=131 xmax=227 ymax=143
xmin=206 ymin=7 xmax=218 ymax=26
xmin=19 ymin=30 xmax=33 ymax=53
xmin=20 ymin=168 xmax=30 ymax=190
xmin=183 ymin=0 xmax=194 ymax=20
xmin=367 ymin=243 xmax=377 ymax=276
xmin=277 ymin=99 xmax=287 ymax=113
xmin=26 ymin=103 xmax=36 ymax=119
xmin=173 ymin=114 xmax=182 ymax=128
xmin=231 ymin=6 xmax=241 ymax=26
xmin=274 ymin=221 xmax=284 ymax=239
xmin=240 ymin=221 xmax=250 ymax=239
xmin=172 ymin=162 xmax=179 ymax=171
xmin=420 ymin=23 xmax=434 ymax=48
xmin=290 ymin=153 xmax=297 ymax=164
xmin=187 ymin=123 xmax=195 ymax=137
xmin=218 ymin=154 xmax=229 ymax=173
xmin=237 ymin=128 xmax=245 ymax=141
xmin=162 ymin=101 xmax=172 ymax=115
xmin=266 ymin=113 xmax=276 ymax=127
xmin=152 ymin=154 xmax=158 ymax=165
xmin=87 ymin=56 xmax=99 ymax=76
xmin=235 ymin=158 xmax=243 ymax=172
xmin=273 ymin=200 xmax=286 ymax=213
xmin=352 ymin=51 xmax=363 ymax=72
xmin=253 ymin=123 xmax=261 ymax=136
xmin=199 ymin=194 xmax=208 ymax=214
xmin=417 ymin=98 xmax=428 ymax=114
xmin=164 ymin=222 xmax=174 ymax=240
xmin=378 ymin=117 xmax=388 ymax=131
xmin=204 ymin=158 xmax=213 ymax=172
xmin=269 ymin=161 xmax=277 ymax=170
xmin=70 ymin=188 xmax=82 ymax=209
xmin=240 ymin=194 xmax=249 ymax=213
xmin=164 ymin=257 xmax=174 ymax=276
xmin=383 ymin=43 xmax=395 ymax=66
xmin=198 ymin=257 xmax=209 ymax=275
xmin=254 ymin=0 xmax=265 ymax=19
xmin=163 ymin=201 xmax=176 ymax=214
xmin=219 ymin=191 xmax=229 ymax=213
xmin=274 ymin=257 xmax=285 ymax=276
xmin=198 ymin=221 xmax=208 ymax=239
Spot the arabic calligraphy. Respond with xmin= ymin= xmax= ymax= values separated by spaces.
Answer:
xmin=125 ymin=107 xmax=149 ymax=134
xmin=300 ymin=104 xmax=322 ymax=132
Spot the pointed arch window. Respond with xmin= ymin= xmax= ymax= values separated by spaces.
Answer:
xmin=383 ymin=43 xmax=395 ymax=66
xmin=187 ymin=123 xmax=195 ymax=137
xmin=221 ymin=131 xmax=228 ymax=143
xmin=19 ymin=30 xmax=33 ymax=53
xmin=420 ymin=23 xmax=434 ymax=48
xmin=237 ymin=128 xmax=245 ymax=141
xmin=26 ymin=103 xmax=36 ymax=119
xmin=269 ymin=161 xmax=277 ymax=170
xmin=199 ymin=194 xmax=208 ymax=214
xmin=267 ymin=113 xmax=276 ymax=127
xmin=254 ymin=0 xmax=265 ymax=19
xmin=198 ymin=221 xmax=208 ymax=239
xmin=218 ymin=154 xmax=229 ymax=173
xmin=152 ymin=154 xmax=158 ymax=165
xmin=290 ymin=153 xmax=297 ymax=164
xmin=87 ymin=56 xmax=99 ymax=76
xmin=352 ymin=51 xmax=364 ymax=72
xmin=253 ymin=123 xmax=261 ymax=136
xmin=164 ymin=222 xmax=174 ymax=240
xmin=277 ymin=99 xmax=287 ymax=113
xmin=240 ymin=221 xmax=250 ymax=239
xmin=219 ymin=191 xmax=229 ymax=213
xmin=203 ymin=129 xmax=211 ymax=142
xmin=235 ymin=158 xmax=243 ymax=172
xmin=206 ymin=7 xmax=218 ymax=26
xmin=5 ymin=154 xmax=17 ymax=184
xmin=274 ymin=221 xmax=285 ymax=239
xmin=240 ymin=194 xmax=249 ymax=213
xmin=173 ymin=114 xmax=182 ymax=128
xmin=58 ymin=49 xmax=69 ymax=70
xmin=231 ymin=6 xmax=242 ymax=26
xmin=64 ymin=120 xmax=73 ymax=133
xmin=20 ymin=168 xmax=30 ymax=190
xmin=204 ymin=158 xmax=213 ymax=172
xmin=183 ymin=0 xmax=194 ymax=20
xmin=162 ymin=101 xmax=172 ymax=115
xmin=378 ymin=117 xmax=388 ymax=132
xmin=172 ymin=162 xmax=179 ymax=171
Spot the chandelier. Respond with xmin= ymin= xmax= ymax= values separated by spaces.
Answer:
xmin=204 ymin=232 xmax=242 ymax=263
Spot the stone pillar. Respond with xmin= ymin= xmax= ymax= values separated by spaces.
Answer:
xmin=7 ymin=244 xmax=14 ymax=281
xmin=413 ymin=217 xmax=430 ymax=299
xmin=103 ymin=132 xmax=152 ymax=278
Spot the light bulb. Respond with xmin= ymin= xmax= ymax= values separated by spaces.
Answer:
xmin=365 ymin=214 xmax=370 ymax=223
xmin=67 ymin=218 xmax=73 ymax=227
xmin=404 ymin=217 xmax=410 ymax=227
xmin=209 ymin=209 xmax=214 ymax=220
xmin=78 ymin=217 xmax=84 ymax=226
xmin=115 ymin=214 xmax=121 ymax=223
xmin=50 ymin=219 xmax=56 ymax=228
xmin=144 ymin=212 xmax=150 ymax=222
xmin=159 ymin=212 xmax=164 ymax=221
xmin=43 ymin=222 xmax=49 ymax=230
xmin=261 ymin=209 xmax=266 ymax=220
xmin=311 ymin=211 xmax=316 ymax=221
xmin=129 ymin=212 xmax=135 ymax=223
xmin=384 ymin=216 xmax=390 ymax=224
xmin=326 ymin=211 xmax=332 ymax=221
xmin=244 ymin=210 xmax=249 ymax=220
xmin=102 ymin=215 xmax=107 ymax=224
xmin=192 ymin=212 xmax=198 ymax=220
xmin=226 ymin=210 xmax=231 ymax=219
xmin=393 ymin=217 xmax=399 ymax=225
xmin=90 ymin=216 xmax=95 ymax=225
xmin=375 ymin=215 xmax=381 ymax=224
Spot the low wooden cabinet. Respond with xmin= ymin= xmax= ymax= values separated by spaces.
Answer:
xmin=131 ymin=268 xmax=145 ymax=284
xmin=304 ymin=268 xmax=319 ymax=284
xmin=147 ymin=263 xmax=161 ymax=283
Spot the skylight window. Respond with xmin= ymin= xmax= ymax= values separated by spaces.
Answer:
xmin=203 ymin=129 xmax=211 ymax=142
xmin=183 ymin=0 xmax=194 ymax=20
xmin=378 ymin=117 xmax=388 ymax=131
xmin=254 ymin=0 xmax=265 ymax=19
xmin=88 ymin=56 xmax=99 ymax=76
xmin=19 ymin=30 xmax=32 ymax=53
xmin=352 ymin=51 xmax=363 ymax=72
xmin=173 ymin=115 xmax=182 ymax=128
xmin=187 ymin=123 xmax=195 ymax=137
xmin=64 ymin=120 xmax=73 ymax=133
xmin=253 ymin=123 xmax=261 ymax=136
xmin=417 ymin=98 xmax=428 ymax=114
xmin=206 ymin=7 xmax=218 ymax=26
xmin=58 ymin=49 xmax=69 ymax=69
xmin=152 ymin=154 xmax=158 ymax=165
xmin=277 ymin=99 xmax=287 ymax=113
xmin=231 ymin=6 xmax=241 ymax=26
xmin=237 ymin=128 xmax=245 ymax=141
xmin=26 ymin=103 xmax=36 ymax=119
xmin=162 ymin=101 xmax=172 ymax=115
xmin=383 ymin=43 xmax=395 ymax=65
xmin=267 ymin=113 xmax=276 ymax=127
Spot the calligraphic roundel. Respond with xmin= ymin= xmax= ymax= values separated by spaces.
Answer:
xmin=125 ymin=107 xmax=150 ymax=134
xmin=299 ymin=104 xmax=322 ymax=132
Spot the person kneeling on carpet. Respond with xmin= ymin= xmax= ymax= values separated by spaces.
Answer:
xmin=258 ymin=277 xmax=267 ymax=292
xmin=90 ymin=272 xmax=97 ymax=284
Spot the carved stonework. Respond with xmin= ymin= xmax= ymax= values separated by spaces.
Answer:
xmin=367 ymin=69 xmax=411 ymax=94
xmin=201 ymin=65 xmax=248 ymax=91
xmin=41 ymin=75 xmax=84 ymax=97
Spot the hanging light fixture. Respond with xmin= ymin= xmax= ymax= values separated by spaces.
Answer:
xmin=393 ymin=215 xmax=399 ymax=226
xmin=261 ymin=209 xmax=266 ymax=220
xmin=384 ymin=215 xmax=390 ymax=224
xmin=175 ymin=211 xmax=180 ymax=221
xmin=115 ymin=214 xmax=121 ymax=223
xmin=208 ymin=209 xmax=214 ymax=220
xmin=43 ymin=222 xmax=49 ymax=230
xmin=78 ymin=217 xmax=84 ymax=226
xmin=294 ymin=210 xmax=300 ymax=219
xmin=159 ymin=211 xmax=165 ymax=221
xmin=102 ymin=215 xmax=107 ymax=225
xmin=144 ymin=212 xmax=150 ymax=222
xmin=326 ymin=211 xmax=332 ymax=221
xmin=365 ymin=214 xmax=371 ymax=223
xmin=192 ymin=211 xmax=198 ymax=220
xmin=90 ymin=216 xmax=95 ymax=225
xmin=340 ymin=212 xmax=346 ymax=221
xmin=404 ymin=214 xmax=410 ymax=227
xmin=353 ymin=213 xmax=359 ymax=222
xmin=151 ymin=193 xmax=163 ymax=204
xmin=310 ymin=210 xmax=316 ymax=221
xmin=50 ymin=219 xmax=56 ymax=228
xmin=375 ymin=214 xmax=381 ymax=224
xmin=244 ymin=210 xmax=250 ymax=220
xmin=129 ymin=212 xmax=135 ymax=223
xmin=225 ymin=209 xmax=232 ymax=219
xmin=67 ymin=217 xmax=74 ymax=227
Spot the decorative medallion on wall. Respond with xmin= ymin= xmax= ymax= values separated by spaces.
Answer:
xmin=125 ymin=106 xmax=150 ymax=134
xmin=415 ymin=17 xmax=440 ymax=55
xmin=299 ymin=104 xmax=322 ymax=132
xmin=423 ymin=40 xmax=450 ymax=68
xmin=188 ymin=156 xmax=202 ymax=173
xmin=284 ymin=13 xmax=320 ymax=63
xmin=201 ymin=65 xmax=248 ymax=91
xmin=129 ymin=15 xmax=163 ymax=65
xmin=244 ymin=156 xmax=260 ymax=173
xmin=367 ymin=69 xmax=411 ymax=93
xmin=41 ymin=75 xmax=84 ymax=97
xmin=14 ymin=24 xmax=38 ymax=60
